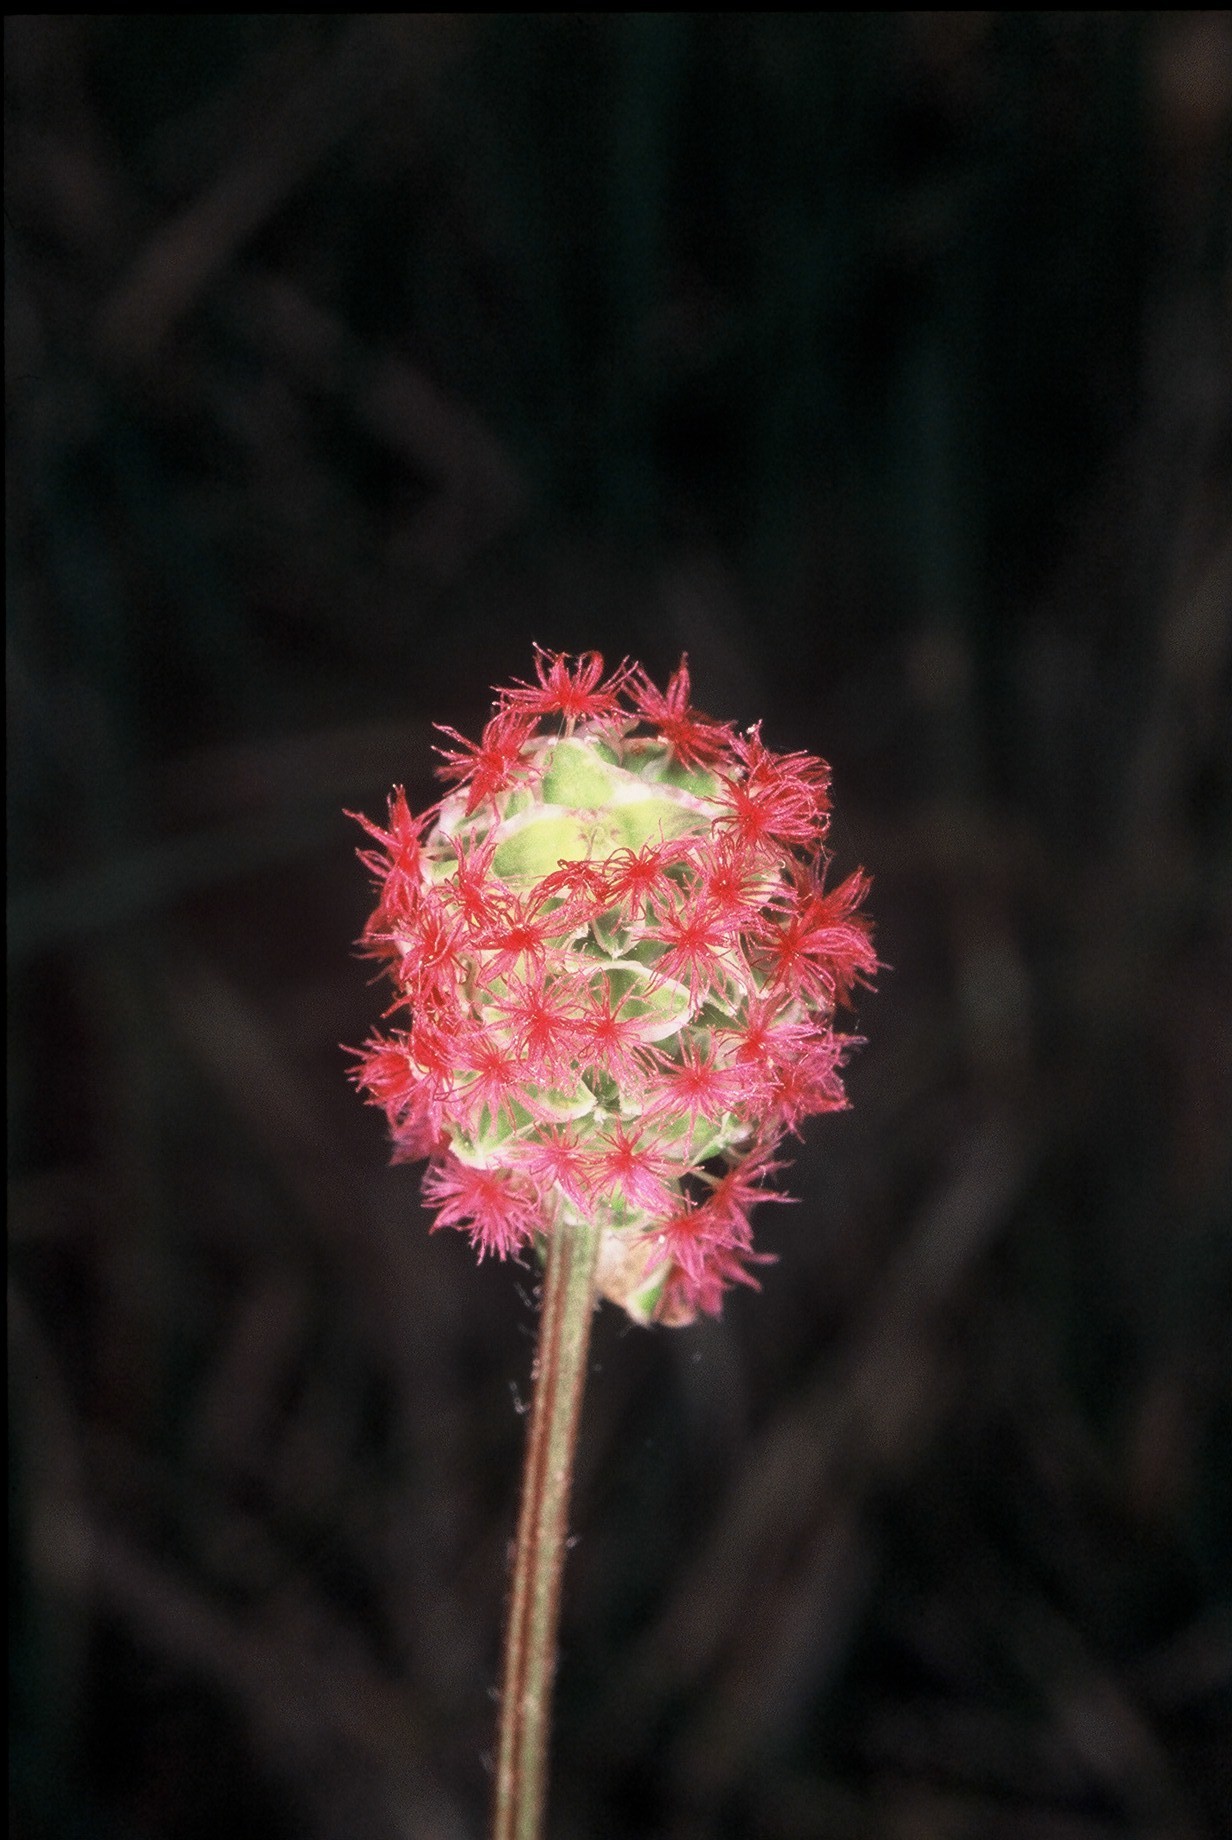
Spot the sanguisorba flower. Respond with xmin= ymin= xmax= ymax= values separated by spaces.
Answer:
xmin=351 ymin=650 xmax=875 ymax=1326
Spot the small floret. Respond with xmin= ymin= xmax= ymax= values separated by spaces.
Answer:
xmin=435 ymin=708 xmax=539 ymax=814
xmin=453 ymin=1030 xmax=535 ymax=1134
xmin=629 ymin=656 xmax=735 ymax=768
xmin=473 ymin=889 xmax=561 ymax=982
xmin=646 ymin=899 xmax=745 ymax=1005
xmin=500 ymin=646 xmax=631 ymax=733
xmin=595 ymin=837 xmax=685 ymax=921
xmin=387 ymin=892 xmax=466 ymax=1004
xmin=755 ymin=868 xmax=877 ymax=1007
xmin=519 ymin=1126 xmax=593 ymax=1216
xmin=644 ymin=1038 xmax=756 ymax=1145
xmin=573 ymin=975 xmax=658 ymax=1095
xmin=349 ymin=787 xmax=428 ymax=937
xmin=489 ymin=970 xmax=586 ymax=1086
xmin=421 ymin=1157 xmax=539 ymax=1260
xmin=590 ymin=1124 xmax=679 ymax=1217
xmin=717 ymin=726 xmax=831 ymax=850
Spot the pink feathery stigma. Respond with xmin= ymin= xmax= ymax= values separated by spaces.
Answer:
xmin=349 ymin=650 xmax=875 ymax=1326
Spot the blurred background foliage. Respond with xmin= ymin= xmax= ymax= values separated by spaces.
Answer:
xmin=6 ymin=14 xmax=1231 ymax=1840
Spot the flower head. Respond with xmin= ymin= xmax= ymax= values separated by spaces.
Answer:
xmin=350 ymin=650 xmax=875 ymax=1325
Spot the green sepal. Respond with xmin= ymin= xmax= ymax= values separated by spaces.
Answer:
xmin=492 ymin=811 xmax=597 ymax=883
xmin=610 ymin=797 xmax=709 ymax=853
xmin=540 ymin=740 xmax=619 ymax=810
xmin=624 ymin=1260 xmax=672 ymax=1327
xmin=655 ymin=759 xmax=722 ymax=799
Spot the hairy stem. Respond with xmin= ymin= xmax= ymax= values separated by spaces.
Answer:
xmin=493 ymin=1218 xmax=601 ymax=1840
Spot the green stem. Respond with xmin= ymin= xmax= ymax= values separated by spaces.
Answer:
xmin=493 ymin=1218 xmax=601 ymax=1840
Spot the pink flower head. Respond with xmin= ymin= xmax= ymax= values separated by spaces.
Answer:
xmin=350 ymin=650 xmax=875 ymax=1325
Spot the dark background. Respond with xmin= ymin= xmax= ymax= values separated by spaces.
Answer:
xmin=7 ymin=15 xmax=1231 ymax=1840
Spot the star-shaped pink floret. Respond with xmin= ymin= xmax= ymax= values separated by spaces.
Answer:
xmin=434 ymin=707 xmax=539 ymax=814
xmin=499 ymin=646 xmax=631 ymax=733
xmin=717 ymin=726 xmax=831 ymax=850
xmin=590 ymin=1124 xmax=678 ymax=1217
xmin=421 ymin=1157 xmax=539 ymax=1260
xmin=629 ymin=656 xmax=735 ymax=768
xmin=644 ymin=1038 xmax=756 ymax=1145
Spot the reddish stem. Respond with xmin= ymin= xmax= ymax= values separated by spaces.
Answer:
xmin=493 ymin=1217 xmax=600 ymax=1840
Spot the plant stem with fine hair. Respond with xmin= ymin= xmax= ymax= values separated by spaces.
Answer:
xmin=493 ymin=1216 xmax=601 ymax=1840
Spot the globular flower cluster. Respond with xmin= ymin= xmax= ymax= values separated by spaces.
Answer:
xmin=351 ymin=650 xmax=875 ymax=1325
